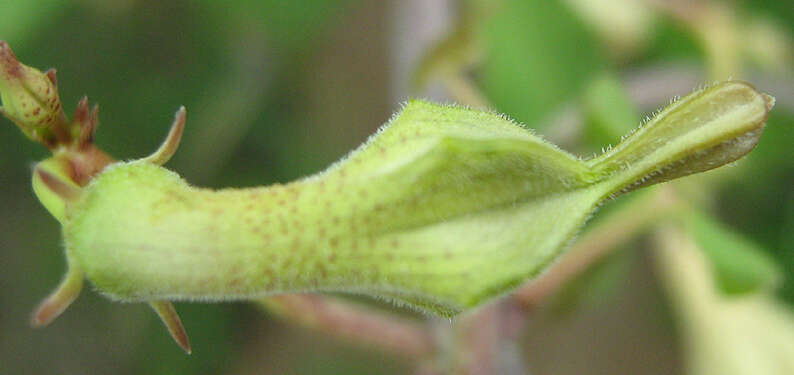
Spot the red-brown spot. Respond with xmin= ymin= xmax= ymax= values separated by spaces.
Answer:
xmin=198 ymin=276 xmax=214 ymax=288
xmin=316 ymin=264 xmax=328 ymax=279
xmin=329 ymin=237 xmax=339 ymax=247
xmin=228 ymin=276 xmax=242 ymax=288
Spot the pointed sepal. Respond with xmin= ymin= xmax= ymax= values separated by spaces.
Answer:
xmin=31 ymin=263 xmax=84 ymax=327
xmin=73 ymin=97 xmax=101 ymax=149
xmin=140 ymin=107 xmax=186 ymax=166
xmin=149 ymin=300 xmax=192 ymax=354
xmin=34 ymin=166 xmax=82 ymax=202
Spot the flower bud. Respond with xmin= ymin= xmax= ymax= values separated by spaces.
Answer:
xmin=0 ymin=41 xmax=65 ymax=144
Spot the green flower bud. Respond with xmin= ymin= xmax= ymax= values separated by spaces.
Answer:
xmin=0 ymin=41 xmax=65 ymax=145
xmin=29 ymin=81 xmax=774 ymax=352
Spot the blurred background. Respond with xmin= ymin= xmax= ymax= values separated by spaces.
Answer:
xmin=0 ymin=0 xmax=792 ymax=374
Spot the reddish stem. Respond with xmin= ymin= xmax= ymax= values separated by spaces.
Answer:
xmin=262 ymin=294 xmax=436 ymax=359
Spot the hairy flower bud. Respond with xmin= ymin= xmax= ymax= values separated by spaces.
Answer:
xmin=0 ymin=41 xmax=65 ymax=145
xmin=25 ymin=80 xmax=775 ymax=352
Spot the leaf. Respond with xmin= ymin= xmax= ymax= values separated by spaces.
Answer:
xmin=411 ymin=4 xmax=481 ymax=93
xmin=478 ymin=0 xmax=605 ymax=129
xmin=198 ymin=0 xmax=351 ymax=49
xmin=0 ymin=0 xmax=67 ymax=44
xmin=547 ymin=246 xmax=634 ymax=317
xmin=582 ymin=73 xmax=640 ymax=149
xmin=685 ymin=210 xmax=782 ymax=295
xmin=655 ymin=225 xmax=794 ymax=375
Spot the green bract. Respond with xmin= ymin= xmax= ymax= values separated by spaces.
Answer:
xmin=30 ymin=81 xmax=773 ymax=351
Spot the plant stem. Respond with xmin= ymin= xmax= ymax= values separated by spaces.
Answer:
xmin=260 ymin=294 xmax=436 ymax=359
xmin=452 ymin=299 xmax=528 ymax=375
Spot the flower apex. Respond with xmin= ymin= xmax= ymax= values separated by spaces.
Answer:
xmin=0 ymin=41 xmax=66 ymax=147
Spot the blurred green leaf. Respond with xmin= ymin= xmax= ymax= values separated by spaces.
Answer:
xmin=411 ymin=10 xmax=479 ymax=93
xmin=655 ymin=225 xmax=794 ymax=375
xmin=638 ymin=17 xmax=701 ymax=64
xmin=582 ymin=73 xmax=640 ymax=148
xmin=715 ymin=109 xmax=794 ymax=302
xmin=199 ymin=0 xmax=352 ymax=49
xmin=548 ymin=246 xmax=634 ymax=317
xmin=0 ymin=0 xmax=67 ymax=43
xmin=478 ymin=0 xmax=605 ymax=129
xmin=685 ymin=210 xmax=782 ymax=295
xmin=780 ymin=194 xmax=794 ymax=302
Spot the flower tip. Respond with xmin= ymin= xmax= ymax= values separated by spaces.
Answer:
xmin=0 ymin=41 xmax=66 ymax=146
xmin=44 ymin=68 xmax=57 ymax=86
xmin=761 ymin=93 xmax=775 ymax=112
xmin=0 ymin=40 xmax=23 ymax=79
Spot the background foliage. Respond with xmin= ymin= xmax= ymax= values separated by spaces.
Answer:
xmin=0 ymin=0 xmax=791 ymax=374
